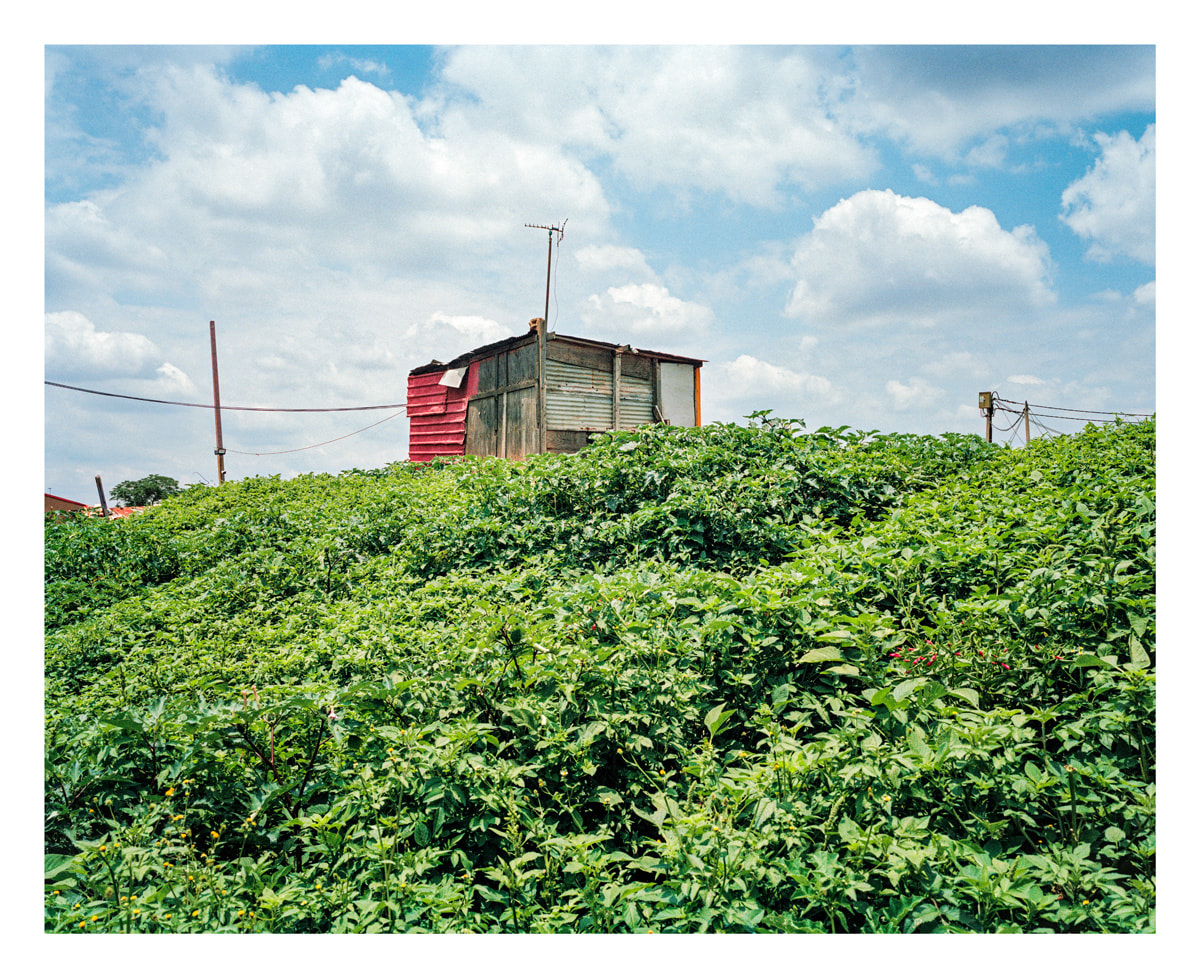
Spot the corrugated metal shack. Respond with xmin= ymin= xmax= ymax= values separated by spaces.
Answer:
xmin=407 ymin=320 xmax=703 ymax=462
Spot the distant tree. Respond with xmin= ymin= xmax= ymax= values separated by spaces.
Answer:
xmin=109 ymin=474 xmax=183 ymax=507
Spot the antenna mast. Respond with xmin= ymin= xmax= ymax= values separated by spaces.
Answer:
xmin=525 ymin=221 xmax=566 ymax=458
xmin=525 ymin=220 xmax=566 ymax=329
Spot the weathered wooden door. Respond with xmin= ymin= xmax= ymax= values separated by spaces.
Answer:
xmin=464 ymin=338 xmax=540 ymax=460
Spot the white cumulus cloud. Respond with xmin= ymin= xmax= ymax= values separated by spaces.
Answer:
xmin=435 ymin=46 xmax=877 ymax=208
xmin=885 ymin=377 xmax=945 ymax=410
xmin=844 ymin=46 xmax=1154 ymax=163
xmin=1060 ymin=125 xmax=1155 ymax=265
xmin=584 ymin=282 xmax=714 ymax=336
xmin=785 ymin=189 xmax=1055 ymax=329
xmin=415 ymin=313 xmax=512 ymax=350
xmin=45 ymin=311 xmax=164 ymax=380
xmin=574 ymin=244 xmax=655 ymax=279
xmin=719 ymin=354 xmax=833 ymax=397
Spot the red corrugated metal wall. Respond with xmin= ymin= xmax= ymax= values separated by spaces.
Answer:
xmin=406 ymin=363 xmax=479 ymax=462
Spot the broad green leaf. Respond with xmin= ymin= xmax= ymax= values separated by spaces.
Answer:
xmin=45 ymin=853 xmax=75 ymax=880
xmin=798 ymin=647 xmax=843 ymax=664
xmin=949 ymin=687 xmax=980 ymax=710
xmin=906 ymin=726 xmax=932 ymax=762
xmin=704 ymin=702 xmax=733 ymax=738
xmin=815 ymin=630 xmax=855 ymax=642
xmin=633 ymin=805 xmax=666 ymax=830
xmin=1127 ymin=634 xmax=1151 ymax=671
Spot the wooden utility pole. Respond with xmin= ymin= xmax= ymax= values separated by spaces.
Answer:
xmin=979 ymin=391 xmax=994 ymax=443
xmin=1024 ymin=400 xmax=1031 ymax=447
xmin=209 ymin=321 xmax=227 ymax=485
xmin=94 ymin=475 xmax=110 ymax=517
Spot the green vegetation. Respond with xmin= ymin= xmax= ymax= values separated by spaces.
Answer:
xmin=44 ymin=415 xmax=1155 ymax=933
xmin=110 ymin=473 xmax=184 ymax=507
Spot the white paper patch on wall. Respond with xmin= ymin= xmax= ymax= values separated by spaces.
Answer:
xmin=439 ymin=367 xmax=467 ymax=388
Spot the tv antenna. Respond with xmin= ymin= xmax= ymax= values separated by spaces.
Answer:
xmin=525 ymin=220 xmax=566 ymax=329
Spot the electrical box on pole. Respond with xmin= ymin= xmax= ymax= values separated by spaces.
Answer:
xmin=979 ymin=391 xmax=995 ymax=443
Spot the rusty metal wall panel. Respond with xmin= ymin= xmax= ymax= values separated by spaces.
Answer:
xmin=545 ymin=429 xmax=591 ymax=453
xmin=545 ymin=358 xmax=614 ymax=430
xmin=618 ymin=372 xmax=655 ymax=428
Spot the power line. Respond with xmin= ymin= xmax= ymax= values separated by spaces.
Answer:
xmin=982 ymin=389 xmax=1152 ymax=447
xmin=224 ymin=409 xmax=407 ymax=456
xmin=993 ymin=396 xmax=1152 ymax=419
xmin=1029 ymin=413 xmax=1066 ymax=439
xmin=994 ymin=403 xmax=1147 ymax=424
xmin=47 ymin=378 xmax=409 ymax=459
xmin=45 ymin=380 xmax=406 ymax=413
xmin=991 ymin=407 xmax=1024 ymax=432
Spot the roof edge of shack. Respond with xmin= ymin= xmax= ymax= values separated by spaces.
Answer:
xmin=408 ymin=331 xmax=705 ymax=377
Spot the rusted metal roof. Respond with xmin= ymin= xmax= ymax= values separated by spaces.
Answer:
xmin=408 ymin=331 xmax=704 ymax=378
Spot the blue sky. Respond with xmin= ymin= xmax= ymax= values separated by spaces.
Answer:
xmin=42 ymin=40 xmax=1157 ymax=502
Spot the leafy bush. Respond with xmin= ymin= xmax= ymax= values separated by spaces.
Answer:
xmin=45 ymin=417 xmax=1154 ymax=933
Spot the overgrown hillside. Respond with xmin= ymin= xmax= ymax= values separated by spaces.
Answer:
xmin=44 ymin=415 xmax=1156 ymax=933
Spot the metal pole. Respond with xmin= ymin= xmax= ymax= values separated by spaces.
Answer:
xmin=543 ymin=228 xmax=553 ymax=328
xmin=525 ymin=221 xmax=565 ymax=456
xmin=209 ymin=321 xmax=227 ymax=485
